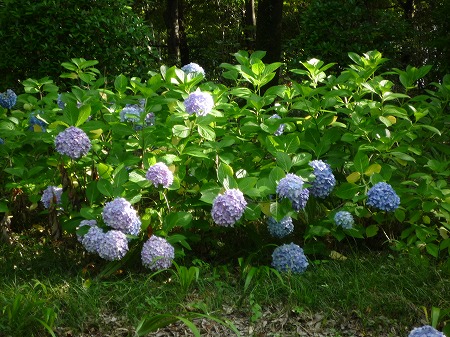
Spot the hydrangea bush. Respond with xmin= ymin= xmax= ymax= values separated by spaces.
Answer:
xmin=0 ymin=49 xmax=449 ymax=280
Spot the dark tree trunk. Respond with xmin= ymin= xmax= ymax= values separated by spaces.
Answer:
xmin=255 ymin=0 xmax=284 ymax=88
xmin=164 ymin=0 xmax=181 ymax=64
xmin=243 ymin=0 xmax=256 ymax=50
xmin=178 ymin=0 xmax=190 ymax=65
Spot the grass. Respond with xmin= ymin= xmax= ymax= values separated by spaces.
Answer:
xmin=1 ymin=231 xmax=450 ymax=336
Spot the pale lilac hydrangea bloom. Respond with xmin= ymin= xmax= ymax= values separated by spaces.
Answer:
xmin=41 ymin=186 xmax=63 ymax=209
xmin=102 ymin=197 xmax=141 ymax=236
xmin=97 ymin=230 xmax=129 ymax=261
xmin=145 ymin=112 xmax=155 ymax=126
xmin=211 ymin=189 xmax=247 ymax=227
xmin=0 ymin=89 xmax=17 ymax=109
xmin=141 ymin=235 xmax=175 ymax=270
xmin=334 ymin=211 xmax=354 ymax=229
xmin=120 ymin=104 xmax=142 ymax=123
xmin=181 ymin=63 xmax=205 ymax=76
xmin=366 ymin=182 xmax=400 ymax=212
xmin=184 ymin=89 xmax=214 ymax=117
xmin=267 ymin=216 xmax=294 ymax=238
xmin=146 ymin=162 xmax=174 ymax=188
xmin=309 ymin=160 xmax=336 ymax=198
xmin=76 ymin=220 xmax=97 ymax=243
xmin=268 ymin=114 xmax=285 ymax=136
xmin=271 ymin=243 xmax=309 ymax=274
xmin=408 ymin=325 xmax=445 ymax=337
xmin=55 ymin=126 xmax=91 ymax=159
xmin=82 ymin=226 xmax=105 ymax=253
xmin=276 ymin=173 xmax=309 ymax=211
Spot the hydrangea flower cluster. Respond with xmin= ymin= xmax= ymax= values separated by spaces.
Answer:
xmin=366 ymin=182 xmax=400 ymax=212
xmin=184 ymin=89 xmax=214 ymax=117
xmin=146 ymin=162 xmax=174 ymax=188
xmin=408 ymin=325 xmax=445 ymax=337
xmin=271 ymin=243 xmax=309 ymax=274
xmin=97 ymin=230 xmax=129 ymax=261
xmin=41 ymin=186 xmax=63 ymax=209
xmin=267 ymin=216 xmax=294 ymax=238
xmin=0 ymin=138 xmax=4 ymax=145
xmin=181 ymin=62 xmax=205 ymax=76
xmin=120 ymin=104 xmax=142 ymax=123
xmin=76 ymin=219 xmax=97 ymax=242
xmin=55 ymin=126 xmax=91 ymax=159
xmin=57 ymin=93 xmax=82 ymax=110
xmin=145 ymin=112 xmax=155 ymax=126
xmin=0 ymin=89 xmax=17 ymax=109
xmin=141 ymin=235 xmax=175 ymax=270
xmin=29 ymin=111 xmax=48 ymax=132
xmin=268 ymin=114 xmax=285 ymax=136
xmin=276 ymin=173 xmax=309 ymax=211
xmin=309 ymin=160 xmax=336 ymax=198
xmin=211 ymin=189 xmax=247 ymax=227
xmin=81 ymin=225 xmax=105 ymax=253
xmin=334 ymin=211 xmax=354 ymax=229
xmin=102 ymin=197 xmax=141 ymax=236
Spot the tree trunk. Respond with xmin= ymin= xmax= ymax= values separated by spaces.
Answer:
xmin=255 ymin=0 xmax=284 ymax=88
xmin=178 ymin=0 xmax=190 ymax=65
xmin=243 ymin=0 xmax=256 ymax=50
xmin=164 ymin=0 xmax=181 ymax=64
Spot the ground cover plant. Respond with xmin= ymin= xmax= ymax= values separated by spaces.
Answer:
xmin=1 ymin=50 xmax=450 ymax=336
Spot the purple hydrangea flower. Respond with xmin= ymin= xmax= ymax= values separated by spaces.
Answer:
xmin=272 ymin=243 xmax=309 ymax=274
xmin=57 ymin=94 xmax=66 ymax=109
xmin=41 ymin=186 xmax=63 ymax=209
xmin=366 ymin=182 xmax=400 ymax=212
xmin=146 ymin=162 xmax=174 ymax=188
xmin=408 ymin=325 xmax=445 ymax=337
xmin=82 ymin=226 xmax=105 ymax=253
xmin=141 ymin=235 xmax=175 ymax=270
xmin=97 ymin=230 xmax=129 ymax=261
xmin=55 ymin=126 xmax=91 ymax=159
xmin=268 ymin=114 xmax=285 ymax=136
xmin=334 ymin=211 xmax=354 ymax=229
xmin=145 ymin=112 xmax=155 ymax=126
xmin=0 ymin=89 xmax=17 ymax=109
xmin=276 ymin=173 xmax=309 ymax=211
xmin=29 ymin=111 xmax=48 ymax=132
xmin=76 ymin=219 xmax=97 ymax=243
xmin=211 ymin=189 xmax=247 ymax=227
xmin=184 ymin=89 xmax=214 ymax=117
xmin=267 ymin=216 xmax=294 ymax=238
xmin=181 ymin=63 xmax=205 ymax=77
xmin=309 ymin=160 xmax=336 ymax=198
xmin=102 ymin=197 xmax=141 ymax=236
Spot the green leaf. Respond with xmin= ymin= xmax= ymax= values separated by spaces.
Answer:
xmin=366 ymin=225 xmax=379 ymax=238
xmin=276 ymin=152 xmax=292 ymax=172
xmin=353 ymin=151 xmax=369 ymax=173
xmin=76 ymin=105 xmax=91 ymax=126
xmin=164 ymin=212 xmax=193 ymax=232
xmin=426 ymin=243 xmax=439 ymax=258
xmin=335 ymin=183 xmax=363 ymax=200
xmin=114 ymin=74 xmax=128 ymax=93
xmin=197 ymin=124 xmax=215 ymax=141
xmin=172 ymin=125 xmax=190 ymax=138
xmin=97 ymin=179 xmax=114 ymax=197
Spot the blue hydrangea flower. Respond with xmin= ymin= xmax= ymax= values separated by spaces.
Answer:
xmin=184 ymin=89 xmax=214 ymax=117
xmin=98 ymin=230 xmax=129 ymax=261
xmin=276 ymin=173 xmax=309 ymax=211
xmin=309 ymin=160 xmax=336 ymax=198
xmin=102 ymin=197 xmax=141 ymax=236
xmin=145 ymin=112 xmax=155 ymax=126
xmin=267 ymin=216 xmax=294 ymax=238
xmin=271 ymin=243 xmax=309 ymax=274
xmin=120 ymin=104 xmax=142 ymax=123
xmin=29 ymin=111 xmax=48 ymax=132
xmin=211 ymin=189 xmax=247 ymax=227
xmin=334 ymin=211 xmax=354 ymax=229
xmin=76 ymin=220 xmax=97 ymax=243
xmin=141 ymin=235 xmax=175 ymax=270
xmin=55 ymin=126 xmax=91 ymax=159
xmin=0 ymin=138 xmax=4 ymax=145
xmin=181 ymin=63 xmax=205 ymax=76
xmin=366 ymin=182 xmax=400 ymax=212
xmin=82 ymin=225 xmax=105 ymax=253
xmin=408 ymin=325 xmax=445 ymax=337
xmin=57 ymin=94 xmax=66 ymax=109
xmin=41 ymin=186 xmax=63 ymax=209
xmin=268 ymin=114 xmax=285 ymax=136
xmin=0 ymin=89 xmax=17 ymax=109
xmin=146 ymin=162 xmax=174 ymax=188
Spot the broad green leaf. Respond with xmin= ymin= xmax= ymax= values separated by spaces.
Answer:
xmin=172 ymin=125 xmax=190 ymax=138
xmin=197 ymin=124 xmax=215 ymax=141
xmin=114 ymin=74 xmax=128 ymax=93
xmin=97 ymin=179 xmax=114 ymax=197
xmin=164 ymin=212 xmax=193 ymax=232
xmin=276 ymin=152 xmax=292 ymax=172
xmin=366 ymin=225 xmax=379 ymax=238
xmin=353 ymin=151 xmax=369 ymax=173
xmin=346 ymin=172 xmax=361 ymax=183
xmin=335 ymin=183 xmax=363 ymax=200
